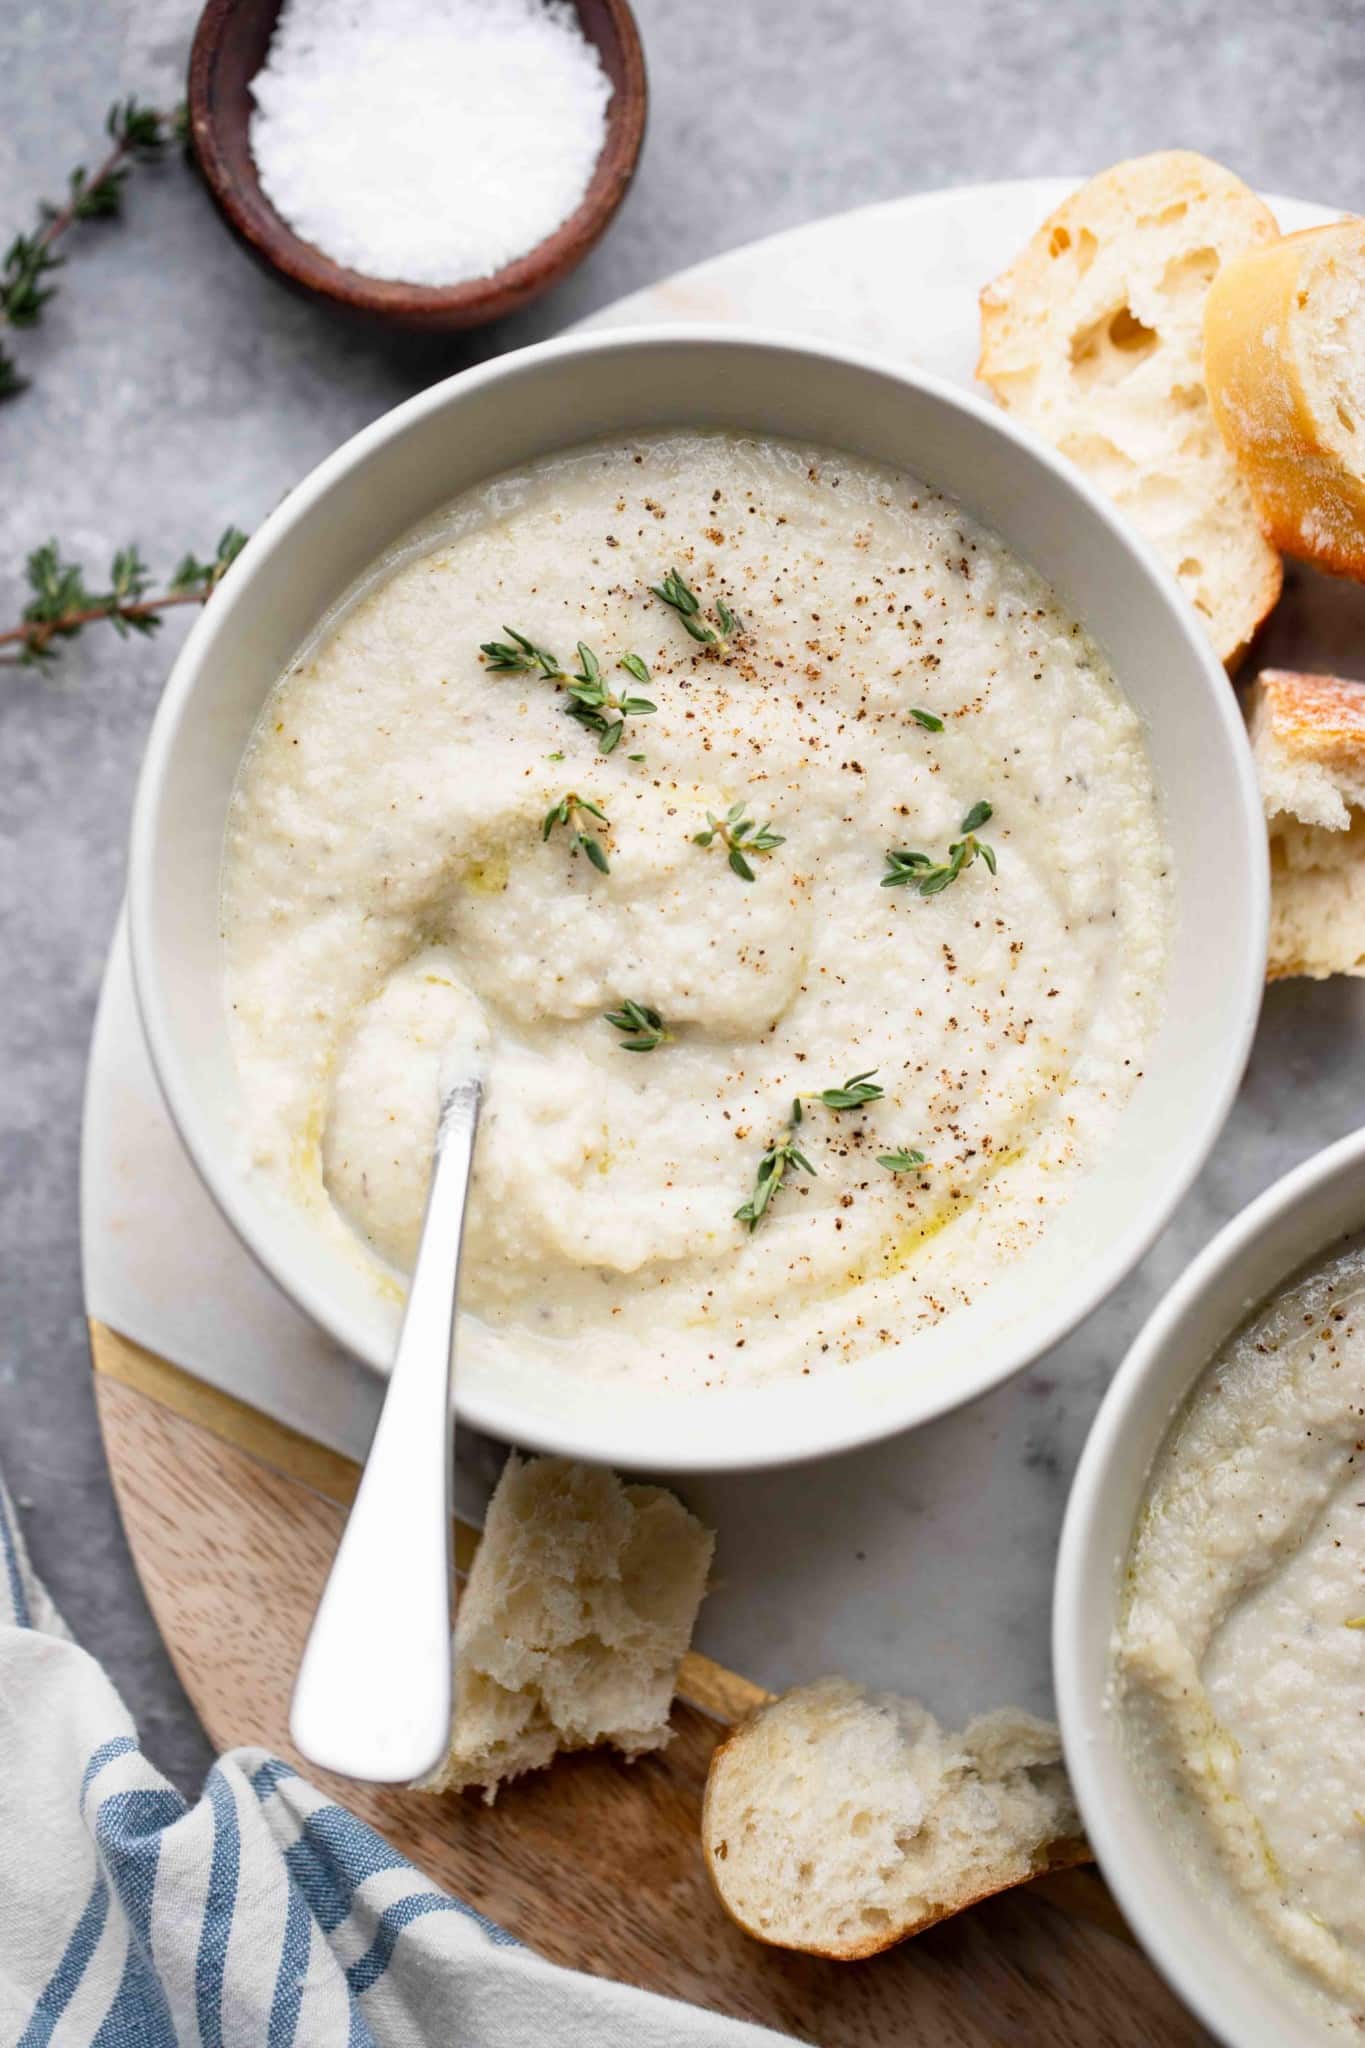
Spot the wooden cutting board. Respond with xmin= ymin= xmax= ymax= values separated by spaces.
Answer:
xmin=90 ymin=1319 xmax=1207 ymax=2046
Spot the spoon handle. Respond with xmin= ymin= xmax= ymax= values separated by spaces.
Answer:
xmin=289 ymin=1075 xmax=483 ymax=1782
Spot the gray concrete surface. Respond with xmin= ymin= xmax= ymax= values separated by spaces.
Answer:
xmin=2 ymin=0 xmax=1363 ymax=1794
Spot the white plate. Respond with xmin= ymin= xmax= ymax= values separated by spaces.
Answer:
xmin=83 ymin=179 xmax=1359 ymax=1707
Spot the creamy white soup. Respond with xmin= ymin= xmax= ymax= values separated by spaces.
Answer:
xmin=1117 ymin=1236 xmax=1365 ymax=2032
xmin=221 ymin=430 xmax=1170 ymax=1391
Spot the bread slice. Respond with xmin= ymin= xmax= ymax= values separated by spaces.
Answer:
xmin=702 ymin=1677 xmax=1085 ymax=1958
xmin=978 ymin=151 xmax=1282 ymax=667
xmin=1247 ymin=668 xmax=1365 ymax=978
xmin=422 ymin=1454 xmax=714 ymax=1801
xmin=1205 ymin=220 xmax=1365 ymax=580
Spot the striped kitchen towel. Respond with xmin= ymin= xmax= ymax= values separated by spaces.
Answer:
xmin=0 ymin=1477 xmax=788 ymax=2046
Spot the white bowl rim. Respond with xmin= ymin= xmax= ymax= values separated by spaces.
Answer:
xmin=1053 ymin=1122 xmax=1365 ymax=2046
xmin=127 ymin=321 xmax=1268 ymax=1471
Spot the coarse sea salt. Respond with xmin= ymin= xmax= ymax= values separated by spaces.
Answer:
xmin=249 ymin=0 xmax=612 ymax=287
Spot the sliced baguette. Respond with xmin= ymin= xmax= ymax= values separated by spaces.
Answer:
xmin=1247 ymin=668 xmax=1365 ymax=979
xmin=979 ymin=150 xmax=1282 ymax=667
xmin=702 ymin=1677 xmax=1085 ymax=1959
xmin=422 ymin=1454 xmax=713 ymax=1801
xmin=1205 ymin=219 xmax=1365 ymax=580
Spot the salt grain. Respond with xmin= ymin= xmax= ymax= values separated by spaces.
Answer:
xmin=249 ymin=0 xmax=612 ymax=287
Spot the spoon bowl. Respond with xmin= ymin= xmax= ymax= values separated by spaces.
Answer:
xmin=187 ymin=0 xmax=647 ymax=331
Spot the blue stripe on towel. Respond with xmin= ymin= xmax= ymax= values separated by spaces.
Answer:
xmin=89 ymin=1787 xmax=188 ymax=2047
xmin=90 ymin=1937 xmax=177 ymax=2048
xmin=194 ymin=1770 xmax=242 ymax=2046
xmin=17 ymin=1875 xmax=110 ymax=2048
xmin=0 ymin=1484 xmax=31 ymax=1628
xmin=82 ymin=1737 xmax=137 ymax=1801
xmin=346 ymin=1894 xmax=465 ymax=1997
xmin=283 ymin=1804 xmax=409 ymax=1933
xmin=266 ymin=1877 xmax=313 ymax=2048
xmin=93 ymin=1787 xmax=186 ymax=1944
xmin=346 ymin=2002 xmax=380 ymax=2048
xmin=250 ymin=1757 xmax=298 ymax=1802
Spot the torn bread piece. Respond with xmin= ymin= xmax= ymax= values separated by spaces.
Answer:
xmin=978 ymin=150 xmax=1282 ymax=667
xmin=422 ymin=1454 xmax=714 ymax=1801
xmin=702 ymin=1677 xmax=1085 ymax=1958
xmin=1205 ymin=219 xmax=1365 ymax=581
xmin=1248 ymin=668 xmax=1365 ymax=980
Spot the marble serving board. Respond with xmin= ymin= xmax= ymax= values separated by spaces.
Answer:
xmin=82 ymin=179 xmax=1365 ymax=1727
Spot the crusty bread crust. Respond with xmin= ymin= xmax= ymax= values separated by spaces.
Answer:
xmin=701 ymin=1681 xmax=1088 ymax=1960
xmin=979 ymin=151 xmax=1282 ymax=668
xmin=1243 ymin=667 xmax=1365 ymax=979
xmin=1254 ymin=668 xmax=1365 ymax=773
xmin=1205 ymin=221 xmax=1365 ymax=581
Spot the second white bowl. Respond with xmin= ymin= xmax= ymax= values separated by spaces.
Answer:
xmin=127 ymin=326 xmax=1266 ymax=1471
xmin=1055 ymin=1126 xmax=1365 ymax=2047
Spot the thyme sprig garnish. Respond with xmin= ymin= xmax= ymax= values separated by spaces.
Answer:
xmin=650 ymin=567 xmax=742 ymax=650
xmin=1 ymin=98 xmax=182 ymax=400
xmin=479 ymin=631 xmax=656 ymax=754
xmin=542 ymin=791 xmax=610 ymax=873
xmin=480 ymin=627 xmax=561 ymax=677
xmin=879 ymin=1147 xmax=927 ymax=1172
xmin=693 ymin=800 xmax=785 ymax=881
xmin=604 ymin=999 xmax=669 ymax=1052
xmin=813 ymin=1070 xmax=885 ymax=1111
xmin=564 ymin=643 xmax=657 ymax=755
xmin=882 ymin=800 xmax=996 ymax=895
xmin=910 ymin=706 xmax=944 ymax=731
xmin=1 ymin=529 xmax=247 ymax=669
xmin=735 ymin=1099 xmax=815 ymax=1232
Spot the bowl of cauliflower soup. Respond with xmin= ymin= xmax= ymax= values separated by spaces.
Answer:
xmin=128 ymin=328 xmax=1265 ymax=1470
xmin=1056 ymin=1127 xmax=1365 ymax=2045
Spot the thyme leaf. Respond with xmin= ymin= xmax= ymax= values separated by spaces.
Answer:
xmin=1 ymin=97 xmax=181 ymax=401
xmin=910 ymin=706 xmax=944 ymax=731
xmin=542 ymin=791 xmax=610 ymax=873
xmin=604 ymin=999 xmax=669 ymax=1052
xmin=479 ymin=627 xmax=560 ymax=677
xmin=482 ymin=630 xmax=656 ymax=754
xmin=1 ymin=527 xmax=246 ymax=669
xmin=813 ymin=1070 xmax=885 ymax=1111
xmin=693 ymin=799 xmax=785 ymax=882
xmin=651 ymin=566 xmax=743 ymax=650
xmin=879 ymin=1148 xmax=927 ymax=1172
xmin=565 ymin=639 xmax=657 ymax=753
xmin=735 ymin=1098 xmax=815 ymax=1232
xmin=882 ymin=800 xmax=996 ymax=894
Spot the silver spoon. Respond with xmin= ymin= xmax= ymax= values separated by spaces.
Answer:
xmin=289 ymin=1071 xmax=483 ymax=1782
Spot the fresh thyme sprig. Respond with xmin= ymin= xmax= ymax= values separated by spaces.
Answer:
xmin=564 ymin=643 xmax=657 ymax=755
xmin=879 ymin=1147 xmax=927 ymax=1172
xmin=882 ymin=800 xmax=996 ymax=895
xmin=650 ymin=567 xmax=742 ymax=650
xmin=693 ymin=800 xmax=785 ymax=881
xmin=813 ymin=1070 xmax=885 ymax=1111
xmin=479 ymin=627 xmax=561 ymax=677
xmin=1 ymin=528 xmax=247 ymax=669
xmin=479 ymin=631 xmax=656 ymax=753
xmin=604 ymin=999 xmax=669 ymax=1051
xmin=1 ymin=98 xmax=182 ymax=400
xmin=735 ymin=1099 xmax=815 ymax=1232
xmin=542 ymin=791 xmax=611 ymax=872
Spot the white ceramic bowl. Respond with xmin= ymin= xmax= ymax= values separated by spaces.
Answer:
xmin=1054 ymin=1126 xmax=1365 ymax=2047
xmin=128 ymin=326 xmax=1266 ymax=1471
